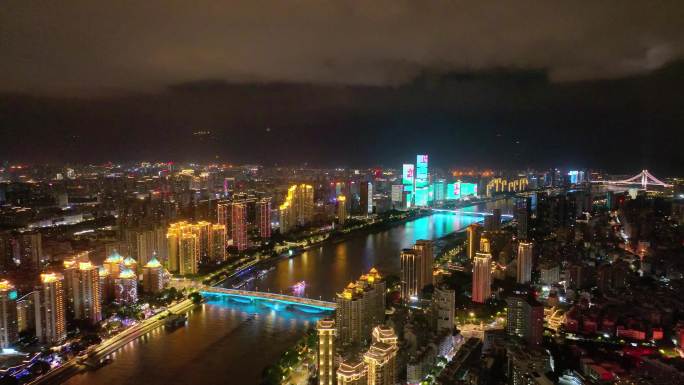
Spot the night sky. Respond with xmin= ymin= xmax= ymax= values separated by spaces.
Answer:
xmin=1 ymin=2 xmax=683 ymax=174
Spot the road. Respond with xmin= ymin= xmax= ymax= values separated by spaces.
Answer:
xmin=28 ymin=299 xmax=195 ymax=385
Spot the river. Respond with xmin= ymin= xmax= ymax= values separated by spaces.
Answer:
xmin=63 ymin=199 xmax=514 ymax=385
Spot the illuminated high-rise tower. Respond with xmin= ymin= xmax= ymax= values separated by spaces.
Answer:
xmin=103 ymin=251 xmax=124 ymax=279
xmin=18 ymin=232 xmax=42 ymax=270
xmin=209 ymin=224 xmax=227 ymax=261
xmin=337 ymin=195 xmax=348 ymax=226
xmin=316 ymin=318 xmax=335 ymax=385
xmin=400 ymin=249 xmax=418 ymax=301
xmin=363 ymin=341 xmax=397 ymax=385
xmin=414 ymin=240 xmax=434 ymax=290
xmin=231 ymin=202 xmax=249 ymax=251
xmin=217 ymin=201 xmax=232 ymax=237
xmin=256 ymin=198 xmax=272 ymax=239
xmin=337 ymin=359 xmax=368 ymax=385
xmin=472 ymin=251 xmax=492 ymax=304
xmin=115 ymin=268 xmax=138 ymax=304
xmin=72 ymin=262 xmax=102 ymax=324
xmin=466 ymin=224 xmax=482 ymax=260
xmin=142 ymin=256 xmax=164 ymax=294
xmin=359 ymin=181 xmax=373 ymax=215
xmin=517 ymin=242 xmax=533 ymax=284
xmin=414 ymin=154 xmax=429 ymax=207
xmin=0 ymin=280 xmax=18 ymax=348
xmin=167 ymin=222 xmax=200 ymax=275
xmin=279 ymin=184 xmax=314 ymax=233
xmin=37 ymin=273 xmax=67 ymax=345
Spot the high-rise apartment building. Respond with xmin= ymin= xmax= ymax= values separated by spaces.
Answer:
xmin=0 ymin=280 xmax=18 ymax=348
xmin=279 ymin=184 xmax=314 ymax=233
xmin=209 ymin=224 xmax=226 ymax=261
xmin=400 ymin=240 xmax=434 ymax=301
xmin=71 ymin=262 xmax=102 ymax=324
xmin=18 ymin=232 xmax=42 ymax=270
xmin=256 ymin=198 xmax=272 ymax=239
xmin=143 ymin=256 xmax=164 ymax=294
xmin=506 ymin=288 xmax=544 ymax=347
xmin=231 ymin=202 xmax=248 ymax=251
xmin=364 ymin=341 xmax=397 ymax=385
xmin=400 ymin=249 xmax=419 ymax=301
xmin=432 ymin=285 xmax=455 ymax=332
xmin=466 ymin=224 xmax=482 ymax=260
xmin=337 ymin=195 xmax=348 ymax=226
xmin=337 ymin=359 xmax=368 ymax=385
xmin=516 ymin=197 xmax=532 ymax=240
xmin=316 ymin=318 xmax=335 ymax=385
xmin=217 ymin=201 xmax=232 ymax=237
xmin=115 ymin=268 xmax=138 ymax=304
xmin=414 ymin=240 xmax=434 ymax=290
xmin=167 ymin=222 xmax=200 ymax=275
xmin=371 ymin=325 xmax=398 ymax=348
xmin=336 ymin=268 xmax=385 ymax=345
xmin=37 ymin=273 xmax=67 ymax=345
xmin=360 ymin=181 xmax=373 ymax=215
xmin=472 ymin=251 xmax=492 ymax=304
xmin=128 ymin=226 xmax=167 ymax=266
xmin=517 ymin=242 xmax=533 ymax=284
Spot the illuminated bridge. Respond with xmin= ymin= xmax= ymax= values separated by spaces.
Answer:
xmin=592 ymin=169 xmax=672 ymax=189
xmin=431 ymin=209 xmax=514 ymax=218
xmin=200 ymin=287 xmax=336 ymax=312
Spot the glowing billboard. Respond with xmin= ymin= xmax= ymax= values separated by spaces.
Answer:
xmin=402 ymin=164 xmax=415 ymax=186
xmin=414 ymin=187 xmax=429 ymax=207
xmin=416 ymin=154 xmax=428 ymax=187
xmin=446 ymin=183 xmax=461 ymax=200
xmin=460 ymin=182 xmax=477 ymax=197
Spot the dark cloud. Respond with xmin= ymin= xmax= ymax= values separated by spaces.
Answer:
xmin=1 ymin=1 xmax=683 ymax=94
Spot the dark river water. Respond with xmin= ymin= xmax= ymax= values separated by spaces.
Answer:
xmin=64 ymin=199 xmax=513 ymax=385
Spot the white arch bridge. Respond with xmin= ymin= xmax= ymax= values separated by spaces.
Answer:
xmin=200 ymin=286 xmax=336 ymax=312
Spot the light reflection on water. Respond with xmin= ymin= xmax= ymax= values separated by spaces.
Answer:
xmin=63 ymin=200 xmax=513 ymax=385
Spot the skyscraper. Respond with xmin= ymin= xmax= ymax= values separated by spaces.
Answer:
xmin=516 ymin=242 xmax=533 ymax=284
xmin=360 ymin=181 xmax=373 ymax=215
xmin=364 ymin=341 xmax=397 ymax=385
xmin=400 ymin=248 xmax=419 ymax=301
xmin=209 ymin=224 xmax=226 ymax=261
xmin=414 ymin=239 xmax=434 ymax=290
xmin=167 ymin=222 xmax=200 ymax=275
xmin=472 ymin=251 xmax=492 ymax=304
xmin=256 ymin=198 xmax=272 ymax=239
xmin=18 ymin=232 xmax=42 ymax=270
xmin=506 ymin=288 xmax=544 ymax=347
xmin=72 ymin=262 xmax=102 ymax=324
xmin=192 ymin=221 xmax=212 ymax=261
xmin=401 ymin=241 xmax=434 ymax=302
xmin=37 ymin=273 xmax=67 ymax=345
xmin=217 ymin=201 xmax=232 ymax=237
xmin=115 ymin=268 xmax=138 ymax=304
xmin=142 ymin=256 xmax=164 ymax=294
xmin=103 ymin=251 xmax=124 ymax=279
xmin=279 ymin=184 xmax=314 ymax=233
xmin=516 ymin=197 xmax=532 ymax=240
xmin=371 ymin=325 xmax=398 ymax=348
xmin=231 ymin=202 xmax=249 ymax=251
xmin=466 ymin=224 xmax=482 ymax=260
xmin=0 ymin=280 xmax=18 ymax=348
xmin=337 ymin=359 xmax=368 ymax=385
xmin=337 ymin=195 xmax=348 ymax=226
xmin=432 ymin=285 xmax=455 ymax=332
xmin=317 ymin=318 xmax=335 ymax=385
xmin=336 ymin=268 xmax=385 ymax=345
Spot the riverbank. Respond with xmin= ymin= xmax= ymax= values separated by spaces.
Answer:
xmin=29 ymin=299 xmax=195 ymax=385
